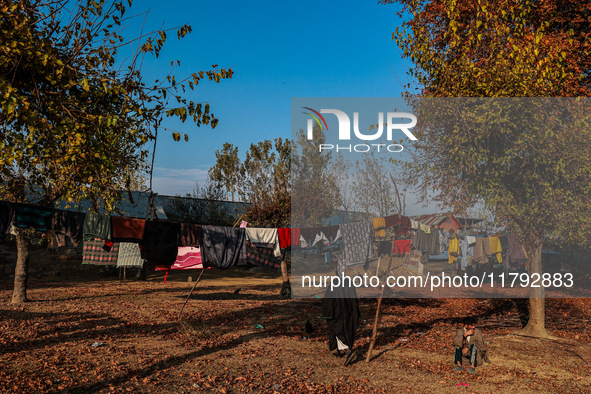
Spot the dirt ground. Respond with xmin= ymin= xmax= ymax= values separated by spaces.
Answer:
xmin=1 ymin=246 xmax=591 ymax=393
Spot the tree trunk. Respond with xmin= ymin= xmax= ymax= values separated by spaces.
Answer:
xmin=518 ymin=241 xmax=552 ymax=338
xmin=11 ymin=230 xmax=30 ymax=304
xmin=281 ymin=260 xmax=289 ymax=283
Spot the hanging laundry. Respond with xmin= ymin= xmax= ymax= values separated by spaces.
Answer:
xmin=251 ymin=242 xmax=274 ymax=248
xmin=410 ymin=219 xmax=419 ymax=230
xmin=448 ymin=236 xmax=460 ymax=265
xmin=377 ymin=240 xmax=393 ymax=256
xmin=440 ymin=229 xmax=451 ymax=255
xmin=339 ymin=221 xmax=374 ymax=270
xmin=506 ymin=234 xmax=527 ymax=268
xmin=246 ymin=241 xmax=281 ymax=271
xmin=300 ymin=227 xmax=321 ymax=249
xmin=111 ymin=216 xmax=145 ymax=242
xmin=459 ymin=239 xmax=468 ymax=270
xmin=83 ymin=213 xmax=112 ymax=241
xmin=82 ymin=238 xmax=119 ymax=265
xmin=377 ymin=239 xmax=411 ymax=256
xmin=141 ymin=220 xmax=181 ymax=266
xmin=473 ymin=237 xmax=492 ymax=264
xmin=201 ymin=226 xmax=246 ymax=269
xmin=245 ymin=228 xmax=281 ymax=258
xmin=489 ymin=236 xmax=503 ymax=264
xmin=372 ymin=217 xmax=386 ymax=238
xmin=384 ymin=214 xmax=411 ymax=231
xmin=395 ymin=239 xmax=412 ymax=256
xmin=277 ymin=228 xmax=292 ymax=249
xmin=172 ymin=246 xmax=203 ymax=270
xmin=290 ymin=228 xmax=301 ymax=247
xmin=320 ymin=225 xmax=341 ymax=244
xmin=12 ymin=203 xmax=54 ymax=232
xmin=0 ymin=201 xmax=14 ymax=240
xmin=430 ymin=228 xmax=440 ymax=255
xmin=51 ymin=210 xmax=85 ymax=247
xmin=317 ymin=225 xmax=342 ymax=263
xmin=240 ymin=220 xmax=249 ymax=228
xmin=412 ymin=228 xmax=440 ymax=255
xmin=116 ymin=242 xmax=144 ymax=268
xmin=178 ymin=223 xmax=202 ymax=247
xmin=419 ymin=223 xmax=431 ymax=234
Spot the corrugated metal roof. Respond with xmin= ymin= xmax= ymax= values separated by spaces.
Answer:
xmin=410 ymin=213 xmax=465 ymax=230
xmin=55 ymin=191 xmax=251 ymax=222
xmin=55 ymin=191 xmax=167 ymax=219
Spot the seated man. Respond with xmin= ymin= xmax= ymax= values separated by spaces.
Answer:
xmin=453 ymin=318 xmax=489 ymax=374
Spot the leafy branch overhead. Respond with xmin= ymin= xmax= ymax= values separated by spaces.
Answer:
xmin=0 ymin=0 xmax=232 ymax=208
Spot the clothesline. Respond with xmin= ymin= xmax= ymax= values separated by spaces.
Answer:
xmin=0 ymin=200 xmax=290 ymax=273
xmin=0 ymin=200 xmax=526 ymax=276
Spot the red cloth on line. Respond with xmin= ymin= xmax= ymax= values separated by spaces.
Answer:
xmin=394 ymin=239 xmax=412 ymax=255
xmin=111 ymin=216 xmax=145 ymax=241
xmin=384 ymin=214 xmax=411 ymax=236
xmin=291 ymin=228 xmax=301 ymax=246
xmin=278 ymin=228 xmax=291 ymax=248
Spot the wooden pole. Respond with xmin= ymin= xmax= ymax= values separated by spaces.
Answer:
xmin=233 ymin=213 xmax=246 ymax=228
xmin=178 ymin=268 xmax=205 ymax=319
xmin=366 ymin=236 xmax=397 ymax=362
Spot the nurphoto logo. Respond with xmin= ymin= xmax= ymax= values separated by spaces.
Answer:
xmin=303 ymin=107 xmax=417 ymax=153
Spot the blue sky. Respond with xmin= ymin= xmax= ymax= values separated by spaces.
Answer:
xmin=128 ymin=0 xmax=413 ymax=196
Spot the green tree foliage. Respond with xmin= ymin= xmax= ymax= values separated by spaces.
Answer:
xmin=388 ymin=0 xmax=591 ymax=337
xmin=209 ymin=143 xmax=241 ymax=201
xmin=208 ymin=138 xmax=291 ymax=228
xmin=240 ymin=138 xmax=291 ymax=227
xmin=0 ymin=0 xmax=233 ymax=303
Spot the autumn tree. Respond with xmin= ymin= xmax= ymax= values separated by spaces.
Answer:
xmin=387 ymin=0 xmax=591 ymax=337
xmin=238 ymin=138 xmax=291 ymax=227
xmin=209 ymin=143 xmax=241 ymax=201
xmin=352 ymin=153 xmax=399 ymax=218
xmin=0 ymin=0 xmax=233 ymax=303
xmin=291 ymin=126 xmax=340 ymax=227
